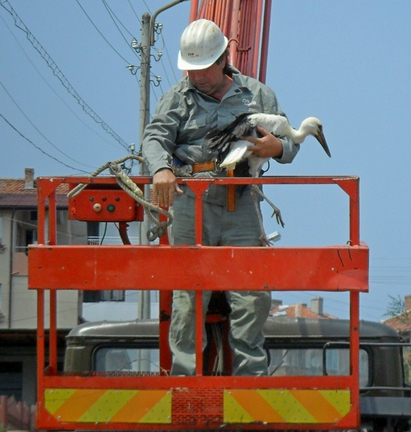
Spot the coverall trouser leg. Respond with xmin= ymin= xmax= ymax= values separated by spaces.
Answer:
xmin=169 ymin=192 xmax=271 ymax=376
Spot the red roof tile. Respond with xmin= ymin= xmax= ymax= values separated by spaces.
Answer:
xmin=383 ymin=315 xmax=411 ymax=332
xmin=0 ymin=178 xmax=68 ymax=208
xmin=270 ymin=304 xmax=337 ymax=319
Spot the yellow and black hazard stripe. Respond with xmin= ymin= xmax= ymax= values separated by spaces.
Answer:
xmin=45 ymin=389 xmax=171 ymax=424
xmin=224 ymin=389 xmax=351 ymax=424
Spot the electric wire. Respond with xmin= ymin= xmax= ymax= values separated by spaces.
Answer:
xmin=0 ymin=80 xmax=95 ymax=169
xmin=0 ymin=13 xmax=122 ymax=151
xmin=5 ymin=209 xmax=407 ymax=324
xmin=76 ymin=0 xmax=131 ymax=64
xmin=141 ymin=0 xmax=152 ymax=14
xmin=0 ymin=0 xmax=129 ymax=151
xmin=102 ymin=0 xmax=139 ymax=55
xmin=158 ymin=31 xmax=178 ymax=85
xmin=0 ymin=113 xmax=89 ymax=173
xmin=127 ymin=0 xmax=142 ymax=25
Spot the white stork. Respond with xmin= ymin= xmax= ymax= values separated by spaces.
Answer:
xmin=204 ymin=113 xmax=331 ymax=176
xmin=203 ymin=113 xmax=331 ymax=244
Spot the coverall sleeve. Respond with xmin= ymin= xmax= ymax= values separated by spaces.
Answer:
xmin=141 ymin=89 xmax=186 ymax=175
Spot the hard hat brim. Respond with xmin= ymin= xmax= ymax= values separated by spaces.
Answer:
xmin=177 ymin=35 xmax=228 ymax=71
xmin=177 ymin=52 xmax=215 ymax=71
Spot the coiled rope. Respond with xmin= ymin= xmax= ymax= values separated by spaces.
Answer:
xmin=67 ymin=155 xmax=173 ymax=241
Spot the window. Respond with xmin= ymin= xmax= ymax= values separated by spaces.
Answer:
xmin=14 ymin=212 xmax=37 ymax=253
xmin=84 ymin=221 xmax=125 ymax=303
xmin=101 ymin=290 xmax=125 ymax=301
xmin=0 ymin=216 xmax=5 ymax=253
xmin=87 ymin=221 xmax=100 ymax=244
xmin=94 ymin=347 xmax=159 ymax=373
xmin=83 ymin=290 xmax=125 ymax=302
xmin=268 ymin=347 xmax=369 ymax=387
xmin=0 ymin=362 xmax=23 ymax=400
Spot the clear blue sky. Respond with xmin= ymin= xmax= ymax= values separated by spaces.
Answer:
xmin=1 ymin=0 xmax=410 ymax=322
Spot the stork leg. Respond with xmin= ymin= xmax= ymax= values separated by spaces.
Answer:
xmin=252 ymin=185 xmax=285 ymax=228
xmin=250 ymin=185 xmax=271 ymax=246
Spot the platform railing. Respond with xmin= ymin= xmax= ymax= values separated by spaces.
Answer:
xmin=29 ymin=175 xmax=368 ymax=431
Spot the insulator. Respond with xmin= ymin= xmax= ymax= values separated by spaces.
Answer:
xmin=132 ymin=38 xmax=139 ymax=49
xmin=127 ymin=65 xmax=139 ymax=75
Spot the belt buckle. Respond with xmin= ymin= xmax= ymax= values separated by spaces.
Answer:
xmin=174 ymin=164 xmax=193 ymax=177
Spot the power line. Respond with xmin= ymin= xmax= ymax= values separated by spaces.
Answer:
xmin=127 ymin=0 xmax=142 ymax=25
xmin=76 ymin=0 xmax=132 ymax=64
xmin=102 ymin=0 xmax=139 ymax=54
xmin=158 ymin=31 xmax=178 ymax=85
xmin=0 ymin=0 xmax=129 ymax=150
xmin=0 ymin=13 xmax=124 ymax=151
xmin=0 ymin=80 xmax=95 ymax=169
xmin=142 ymin=0 xmax=152 ymax=14
xmin=0 ymin=113 xmax=89 ymax=173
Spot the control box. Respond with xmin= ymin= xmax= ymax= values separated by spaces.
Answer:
xmin=68 ymin=185 xmax=144 ymax=222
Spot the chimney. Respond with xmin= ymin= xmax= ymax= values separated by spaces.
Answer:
xmin=24 ymin=168 xmax=35 ymax=189
xmin=271 ymin=299 xmax=283 ymax=309
xmin=405 ymin=295 xmax=411 ymax=312
xmin=311 ymin=297 xmax=324 ymax=316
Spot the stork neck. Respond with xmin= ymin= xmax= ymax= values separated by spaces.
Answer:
xmin=286 ymin=125 xmax=306 ymax=144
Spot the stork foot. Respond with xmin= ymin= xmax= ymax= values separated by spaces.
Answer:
xmin=252 ymin=185 xmax=285 ymax=228
xmin=271 ymin=205 xmax=285 ymax=228
xmin=260 ymin=233 xmax=272 ymax=247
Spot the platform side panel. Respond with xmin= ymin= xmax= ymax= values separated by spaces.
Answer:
xmin=28 ymin=245 xmax=369 ymax=291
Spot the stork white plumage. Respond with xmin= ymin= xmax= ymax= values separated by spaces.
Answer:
xmin=203 ymin=113 xmax=331 ymax=244
xmin=204 ymin=113 xmax=331 ymax=176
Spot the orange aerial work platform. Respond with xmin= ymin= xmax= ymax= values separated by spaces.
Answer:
xmin=28 ymin=174 xmax=368 ymax=431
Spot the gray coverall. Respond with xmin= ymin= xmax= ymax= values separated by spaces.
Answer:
xmin=142 ymin=66 xmax=299 ymax=376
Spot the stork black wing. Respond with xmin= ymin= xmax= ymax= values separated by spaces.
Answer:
xmin=203 ymin=113 xmax=255 ymax=151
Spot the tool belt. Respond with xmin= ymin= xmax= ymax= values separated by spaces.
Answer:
xmin=173 ymin=160 xmax=236 ymax=212
xmin=173 ymin=160 xmax=216 ymax=176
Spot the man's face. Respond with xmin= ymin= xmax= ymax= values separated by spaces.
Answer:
xmin=187 ymin=61 xmax=225 ymax=96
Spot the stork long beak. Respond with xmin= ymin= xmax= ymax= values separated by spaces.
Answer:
xmin=315 ymin=130 xmax=331 ymax=157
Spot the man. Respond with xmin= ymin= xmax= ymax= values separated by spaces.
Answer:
xmin=142 ymin=19 xmax=299 ymax=376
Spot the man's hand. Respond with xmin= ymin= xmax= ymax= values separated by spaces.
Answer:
xmin=244 ymin=125 xmax=283 ymax=159
xmin=152 ymin=169 xmax=183 ymax=207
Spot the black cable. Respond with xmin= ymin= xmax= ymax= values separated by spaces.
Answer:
xmin=0 ymin=13 xmax=122 ymax=150
xmin=0 ymin=80 xmax=94 ymax=169
xmin=0 ymin=113 xmax=89 ymax=173
xmin=0 ymin=0 xmax=129 ymax=150
xmin=76 ymin=0 xmax=131 ymax=64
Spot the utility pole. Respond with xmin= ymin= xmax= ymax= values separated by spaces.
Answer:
xmin=137 ymin=1 xmax=189 ymax=321
xmin=138 ymin=11 xmax=151 ymax=320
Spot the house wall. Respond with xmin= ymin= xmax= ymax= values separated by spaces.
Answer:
xmin=0 ymin=210 xmax=13 ymax=327
xmin=0 ymin=208 xmax=87 ymax=330
xmin=0 ymin=175 xmax=91 ymax=406
xmin=10 ymin=276 xmax=79 ymax=329
xmin=0 ymin=344 xmax=66 ymax=405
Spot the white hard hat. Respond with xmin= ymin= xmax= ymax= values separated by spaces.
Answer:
xmin=178 ymin=19 xmax=228 ymax=71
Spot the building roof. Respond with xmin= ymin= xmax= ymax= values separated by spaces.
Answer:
xmin=382 ymin=294 xmax=411 ymax=338
xmin=270 ymin=303 xmax=337 ymax=319
xmin=0 ymin=177 xmax=68 ymax=209
xmin=383 ymin=314 xmax=411 ymax=334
